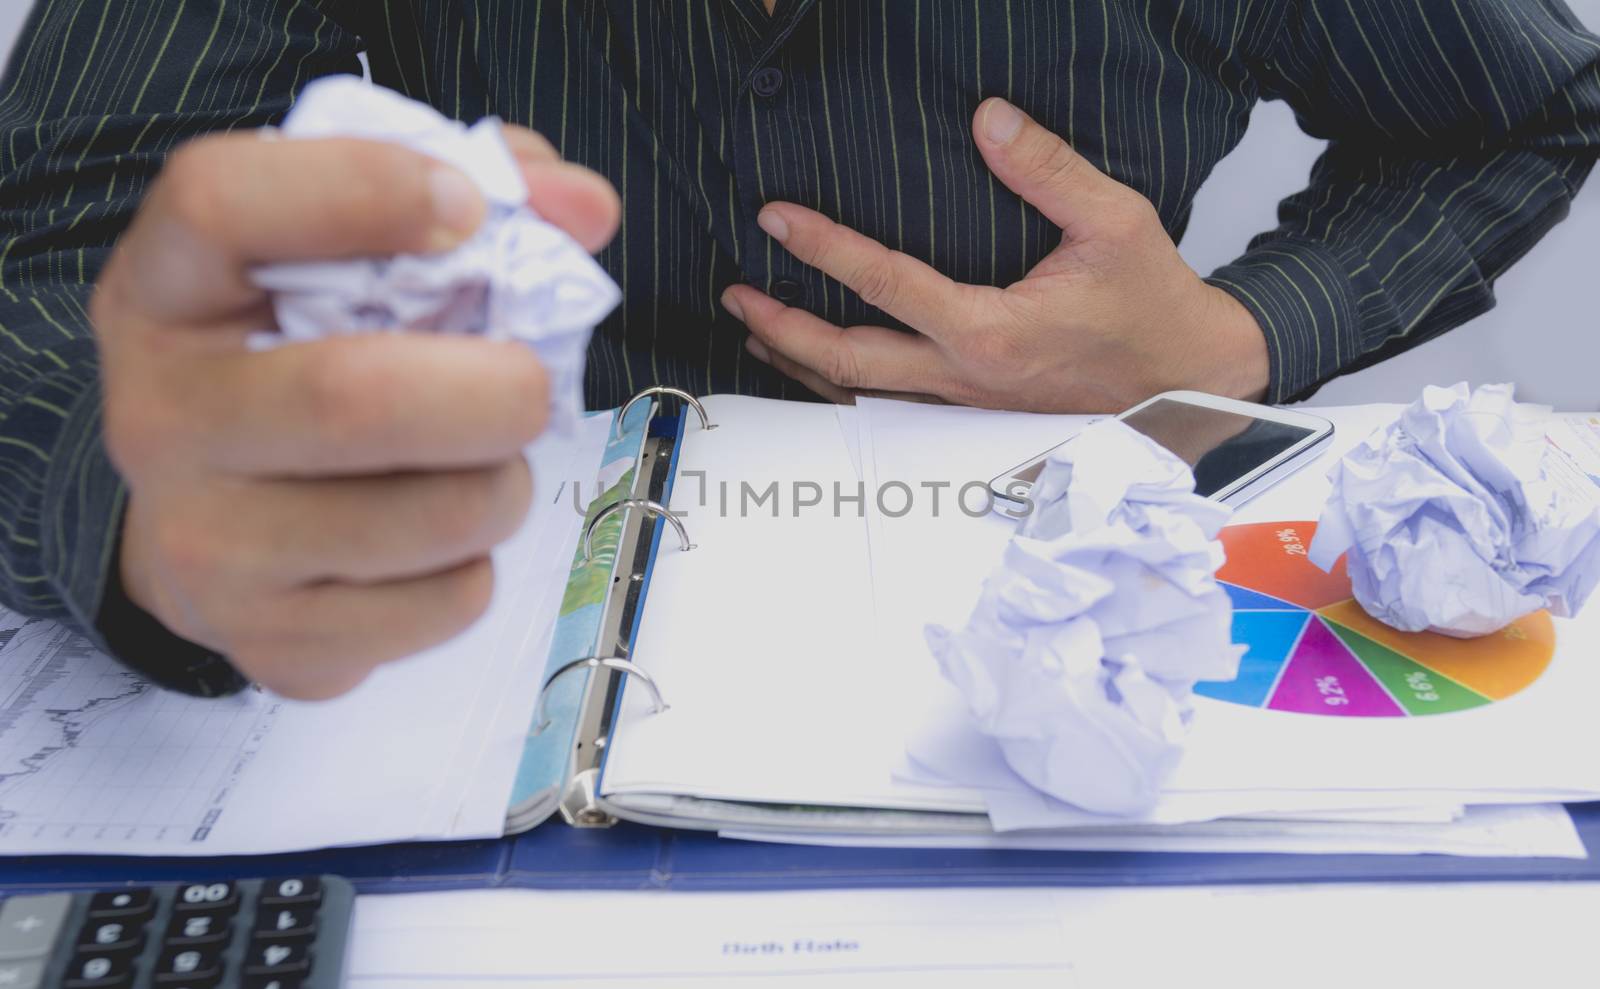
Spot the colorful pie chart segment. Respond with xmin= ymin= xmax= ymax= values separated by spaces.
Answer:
xmin=1197 ymin=522 xmax=1555 ymax=718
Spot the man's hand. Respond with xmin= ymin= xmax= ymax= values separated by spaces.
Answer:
xmin=722 ymin=97 xmax=1269 ymax=412
xmin=92 ymin=127 xmax=619 ymax=700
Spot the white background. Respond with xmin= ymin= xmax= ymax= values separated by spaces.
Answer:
xmin=3 ymin=2 xmax=1595 ymax=408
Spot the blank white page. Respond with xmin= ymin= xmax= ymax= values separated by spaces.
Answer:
xmin=600 ymin=396 xmax=973 ymax=811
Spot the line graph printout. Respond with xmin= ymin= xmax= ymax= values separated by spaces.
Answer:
xmin=0 ymin=417 xmax=613 ymax=856
xmin=0 ymin=591 xmax=540 ymax=857
xmin=0 ymin=589 xmax=552 ymax=857
xmin=0 ymin=605 xmax=280 ymax=850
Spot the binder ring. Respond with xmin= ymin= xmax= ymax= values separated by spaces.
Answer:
xmin=582 ymin=499 xmax=694 ymax=561
xmin=615 ymin=386 xmax=716 ymax=439
xmin=533 ymin=656 xmax=669 ymax=734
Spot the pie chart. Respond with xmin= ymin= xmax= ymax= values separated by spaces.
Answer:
xmin=1196 ymin=522 xmax=1555 ymax=717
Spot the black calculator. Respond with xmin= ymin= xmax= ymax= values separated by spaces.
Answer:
xmin=0 ymin=876 xmax=354 ymax=989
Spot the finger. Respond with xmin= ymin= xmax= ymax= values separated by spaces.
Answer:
xmin=749 ymin=339 xmax=949 ymax=406
xmin=230 ymin=556 xmax=497 ymax=700
xmin=747 ymin=337 xmax=857 ymax=404
xmin=521 ymin=160 xmax=621 ymax=254
xmin=227 ymin=459 xmax=533 ymax=585
xmin=501 ymin=125 xmax=561 ymax=164
xmin=489 ymin=125 xmax=620 ymax=253
xmin=971 ymin=97 xmax=1123 ymax=237
xmin=755 ymin=203 xmax=986 ymax=342
xmin=724 ymin=285 xmax=953 ymax=396
xmin=116 ymin=334 xmax=550 ymax=477
xmin=116 ymin=134 xmax=489 ymax=328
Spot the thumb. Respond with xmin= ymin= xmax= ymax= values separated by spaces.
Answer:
xmin=972 ymin=98 xmax=1120 ymax=237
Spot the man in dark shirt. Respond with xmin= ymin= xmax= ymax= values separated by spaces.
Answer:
xmin=1 ymin=1 xmax=1596 ymax=697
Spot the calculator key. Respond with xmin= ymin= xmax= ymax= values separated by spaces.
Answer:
xmin=173 ymin=882 xmax=239 ymax=914
xmin=86 ymin=890 xmax=155 ymax=922
xmin=152 ymin=946 xmax=223 ymax=985
xmin=163 ymin=911 xmax=231 ymax=948
xmin=0 ymin=958 xmax=44 ymax=989
xmin=252 ymin=905 xmax=316 ymax=940
xmin=258 ymin=877 xmax=321 ymax=906
xmin=76 ymin=919 xmax=143 ymax=955
xmin=243 ymin=938 xmax=312 ymax=977
xmin=0 ymin=893 xmax=70 ymax=960
xmin=61 ymin=952 xmax=134 ymax=989
xmin=243 ymin=977 xmax=304 ymax=989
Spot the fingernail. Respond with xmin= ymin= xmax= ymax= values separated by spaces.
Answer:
xmin=746 ymin=337 xmax=770 ymax=362
xmin=757 ymin=208 xmax=789 ymax=243
xmin=428 ymin=164 xmax=482 ymax=250
xmin=722 ymin=290 xmax=746 ymax=322
xmin=983 ymin=98 xmax=1024 ymax=146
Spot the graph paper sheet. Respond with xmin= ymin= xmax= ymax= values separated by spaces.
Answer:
xmin=0 ymin=416 xmax=610 ymax=856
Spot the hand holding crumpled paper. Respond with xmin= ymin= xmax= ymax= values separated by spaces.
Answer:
xmin=252 ymin=75 xmax=620 ymax=433
xmin=926 ymin=419 xmax=1242 ymax=815
xmin=1309 ymin=382 xmax=1600 ymax=638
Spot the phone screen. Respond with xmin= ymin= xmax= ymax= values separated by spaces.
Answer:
xmin=1008 ymin=400 xmax=1316 ymax=498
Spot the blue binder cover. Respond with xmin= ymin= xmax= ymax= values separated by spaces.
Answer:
xmin=5 ymin=802 xmax=1598 ymax=895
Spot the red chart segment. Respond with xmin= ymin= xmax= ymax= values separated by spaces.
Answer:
xmin=1218 ymin=522 xmax=1351 ymax=610
xmin=1264 ymin=617 xmax=1405 ymax=717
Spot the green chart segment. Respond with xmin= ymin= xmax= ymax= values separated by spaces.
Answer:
xmin=1322 ymin=621 xmax=1491 ymax=715
xmin=1196 ymin=521 xmax=1555 ymax=719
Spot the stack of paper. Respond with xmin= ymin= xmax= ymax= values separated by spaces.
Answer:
xmin=599 ymin=396 xmax=1600 ymax=858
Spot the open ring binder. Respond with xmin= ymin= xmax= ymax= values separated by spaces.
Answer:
xmin=581 ymin=498 xmax=694 ymax=562
xmin=533 ymin=656 xmax=668 ymax=735
xmin=614 ymin=386 xmax=716 ymax=440
xmin=554 ymin=385 xmax=700 ymax=827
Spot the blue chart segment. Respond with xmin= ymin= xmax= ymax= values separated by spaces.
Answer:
xmin=1203 ymin=611 xmax=1309 ymax=708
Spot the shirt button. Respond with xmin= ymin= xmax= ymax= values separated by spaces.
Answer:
xmin=752 ymin=67 xmax=785 ymax=99
xmin=772 ymin=279 xmax=803 ymax=304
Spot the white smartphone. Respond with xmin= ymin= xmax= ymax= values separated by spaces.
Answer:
xmin=989 ymin=390 xmax=1334 ymax=515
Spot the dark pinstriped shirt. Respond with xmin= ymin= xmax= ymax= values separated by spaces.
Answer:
xmin=1 ymin=0 xmax=1598 ymax=692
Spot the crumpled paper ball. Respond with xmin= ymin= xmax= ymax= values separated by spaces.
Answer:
xmin=1308 ymin=382 xmax=1600 ymax=638
xmin=926 ymin=419 xmax=1242 ymax=815
xmin=251 ymin=75 xmax=620 ymax=433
